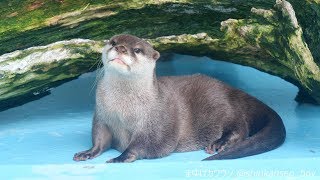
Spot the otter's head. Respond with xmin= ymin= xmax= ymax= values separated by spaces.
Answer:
xmin=102 ymin=34 xmax=160 ymax=77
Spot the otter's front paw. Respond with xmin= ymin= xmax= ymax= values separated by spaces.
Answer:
xmin=106 ymin=152 xmax=137 ymax=163
xmin=73 ymin=149 xmax=100 ymax=161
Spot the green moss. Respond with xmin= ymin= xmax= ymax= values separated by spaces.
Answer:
xmin=0 ymin=0 xmax=116 ymax=34
xmin=0 ymin=1 xmax=255 ymax=55
xmin=288 ymin=0 xmax=320 ymax=65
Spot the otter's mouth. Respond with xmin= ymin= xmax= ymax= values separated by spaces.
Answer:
xmin=109 ymin=58 xmax=127 ymax=66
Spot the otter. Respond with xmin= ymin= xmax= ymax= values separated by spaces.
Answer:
xmin=73 ymin=34 xmax=286 ymax=163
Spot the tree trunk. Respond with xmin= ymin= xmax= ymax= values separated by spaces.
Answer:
xmin=0 ymin=0 xmax=319 ymax=111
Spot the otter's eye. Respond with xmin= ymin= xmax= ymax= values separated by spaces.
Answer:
xmin=133 ymin=48 xmax=142 ymax=54
xmin=110 ymin=40 xmax=116 ymax=47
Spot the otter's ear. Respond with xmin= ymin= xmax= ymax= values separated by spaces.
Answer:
xmin=153 ymin=51 xmax=160 ymax=61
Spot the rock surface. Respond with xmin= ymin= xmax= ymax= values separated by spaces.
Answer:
xmin=0 ymin=0 xmax=319 ymax=111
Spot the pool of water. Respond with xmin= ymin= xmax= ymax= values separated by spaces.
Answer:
xmin=1 ymin=54 xmax=319 ymax=179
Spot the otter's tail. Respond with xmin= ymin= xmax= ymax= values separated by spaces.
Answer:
xmin=203 ymin=114 xmax=286 ymax=160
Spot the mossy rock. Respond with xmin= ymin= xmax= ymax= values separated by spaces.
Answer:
xmin=0 ymin=0 xmax=320 ymax=111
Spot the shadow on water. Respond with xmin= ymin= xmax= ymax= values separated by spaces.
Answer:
xmin=0 ymin=72 xmax=97 ymax=126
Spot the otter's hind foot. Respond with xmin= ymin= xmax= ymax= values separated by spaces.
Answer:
xmin=106 ymin=151 xmax=137 ymax=163
xmin=204 ymin=146 xmax=216 ymax=154
xmin=205 ymin=144 xmax=223 ymax=154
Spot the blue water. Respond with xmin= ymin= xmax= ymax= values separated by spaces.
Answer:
xmin=1 ymin=54 xmax=319 ymax=179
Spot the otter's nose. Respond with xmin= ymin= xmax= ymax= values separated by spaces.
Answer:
xmin=115 ymin=45 xmax=127 ymax=54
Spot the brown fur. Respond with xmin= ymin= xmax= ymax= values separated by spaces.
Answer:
xmin=73 ymin=34 xmax=286 ymax=163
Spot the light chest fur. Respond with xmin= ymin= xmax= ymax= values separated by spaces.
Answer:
xmin=95 ymin=75 xmax=159 ymax=151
